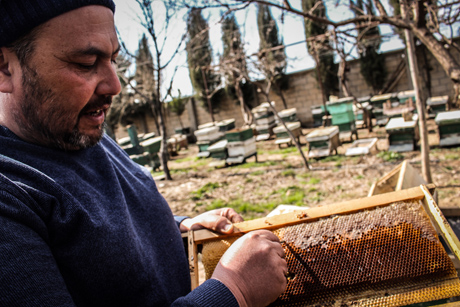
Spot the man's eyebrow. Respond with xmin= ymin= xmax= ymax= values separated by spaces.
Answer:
xmin=70 ymin=44 xmax=121 ymax=58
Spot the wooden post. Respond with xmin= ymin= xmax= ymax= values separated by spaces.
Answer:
xmin=400 ymin=0 xmax=433 ymax=184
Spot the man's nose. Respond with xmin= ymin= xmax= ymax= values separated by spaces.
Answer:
xmin=96 ymin=62 xmax=122 ymax=96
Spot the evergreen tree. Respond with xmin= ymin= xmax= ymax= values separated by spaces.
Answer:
xmin=186 ymin=9 xmax=220 ymax=113
xmin=135 ymin=34 xmax=155 ymax=96
xmin=221 ymin=13 xmax=255 ymax=124
xmin=222 ymin=13 xmax=246 ymax=87
xmin=302 ymin=0 xmax=338 ymax=101
xmin=257 ymin=4 xmax=289 ymax=108
xmin=351 ymin=0 xmax=386 ymax=93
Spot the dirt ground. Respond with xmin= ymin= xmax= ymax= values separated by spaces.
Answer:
xmin=156 ymin=118 xmax=460 ymax=220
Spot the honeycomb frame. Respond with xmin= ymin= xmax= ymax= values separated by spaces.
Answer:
xmin=187 ymin=185 xmax=460 ymax=306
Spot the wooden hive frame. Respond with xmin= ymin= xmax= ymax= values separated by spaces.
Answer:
xmin=186 ymin=184 xmax=460 ymax=305
xmin=368 ymin=160 xmax=426 ymax=196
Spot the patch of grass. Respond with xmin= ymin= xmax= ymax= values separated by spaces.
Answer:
xmin=250 ymin=170 xmax=265 ymax=176
xmin=173 ymin=156 xmax=196 ymax=163
xmin=234 ymin=161 xmax=277 ymax=169
xmin=355 ymin=174 xmax=364 ymax=180
xmin=445 ymin=153 xmax=460 ymax=161
xmin=308 ymin=177 xmax=321 ymax=185
xmin=264 ymin=147 xmax=299 ymax=155
xmin=190 ymin=182 xmax=221 ymax=200
xmin=377 ymin=151 xmax=404 ymax=162
xmin=245 ymin=178 xmax=253 ymax=183
xmin=170 ymin=168 xmax=189 ymax=175
xmin=281 ymin=169 xmax=296 ymax=177
xmin=151 ymin=170 xmax=164 ymax=177
xmin=296 ymin=172 xmax=312 ymax=179
xmin=314 ymin=155 xmax=347 ymax=164
xmin=271 ymin=186 xmax=307 ymax=206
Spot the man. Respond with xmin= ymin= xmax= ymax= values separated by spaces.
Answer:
xmin=0 ymin=1 xmax=287 ymax=306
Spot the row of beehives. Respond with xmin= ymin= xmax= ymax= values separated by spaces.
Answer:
xmin=312 ymin=91 xmax=449 ymax=132
xmin=117 ymin=124 xmax=189 ymax=170
xmin=193 ymin=106 xmax=460 ymax=162
xmin=193 ymin=119 xmax=258 ymax=165
xmin=289 ymin=108 xmax=460 ymax=159
xmin=193 ymin=105 xmax=305 ymax=164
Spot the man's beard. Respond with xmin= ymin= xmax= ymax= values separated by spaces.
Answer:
xmin=15 ymin=63 xmax=111 ymax=151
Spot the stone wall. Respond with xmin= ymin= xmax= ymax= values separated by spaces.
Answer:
xmin=114 ymin=45 xmax=459 ymax=140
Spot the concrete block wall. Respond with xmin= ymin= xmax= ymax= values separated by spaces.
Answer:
xmin=114 ymin=45 xmax=459 ymax=139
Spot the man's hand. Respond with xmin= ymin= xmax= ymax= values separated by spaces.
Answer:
xmin=211 ymin=230 xmax=288 ymax=307
xmin=179 ymin=208 xmax=244 ymax=234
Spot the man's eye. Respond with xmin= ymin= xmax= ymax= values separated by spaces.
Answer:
xmin=77 ymin=63 xmax=96 ymax=69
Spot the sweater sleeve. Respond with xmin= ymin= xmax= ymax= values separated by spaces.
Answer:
xmin=172 ymin=279 xmax=239 ymax=307
xmin=174 ymin=215 xmax=189 ymax=228
xmin=0 ymin=182 xmax=76 ymax=306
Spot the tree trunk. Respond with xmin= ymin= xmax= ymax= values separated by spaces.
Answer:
xmin=273 ymin=83 xmax=288 ymax=109
xmin=313 ymin=52 xmax=330 ymax=127
xmin=402 ymin=3 xmax=432 ymax=184
xmin=159 ymin=113 xmax=172 ymax=180
xmin=201 ymin=68 xmax=215 ymax=123
xmin=258 ymin=82 xmax=310 ymax=170
xmin=236 ymin=81 xmax=253 ymax=126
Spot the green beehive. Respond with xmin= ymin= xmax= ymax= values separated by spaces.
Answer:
xmin=435 ymin=110 xmax=460 ymax=147
xmin=225 ymin=128 xmax=254 ymax=143
xmin=331 ymin=112 xmax=355 ymax=125
xmin=131 ymin=153 xmax=151 ymax=166
xmin=326 ymin=100 xmax=353 ymax=114
xmin=397 ymin=90 xmax=415 ymax=104
xmin=385 ymin=117 xmax=419 ymax=152
xmin=326 ymin=99 xmax=355 ymax=126
xmin=312 ymin=105 xmax=325 ymax=127
xmin=427 ymin=96 xmax=448 ymax=115
xmin=217 ymin=119 xmax=236 ymax=132
xmin=122 ymin=145 xmax=143 ymax=156
xmin=140 ymin=136 xmax=162 ymax=154
xmin=208 ymin=140 xmax=228 ymax=160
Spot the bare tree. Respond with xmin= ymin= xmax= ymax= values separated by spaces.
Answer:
xmin=132 ymin=0 xmax=188 ymax=180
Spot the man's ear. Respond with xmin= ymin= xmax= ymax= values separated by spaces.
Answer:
xmin=0 ymin=47 xmax=14 ymax=93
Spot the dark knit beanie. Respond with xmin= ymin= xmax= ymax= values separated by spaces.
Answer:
xmin=0 ymin=0 xmax=116 ymax=47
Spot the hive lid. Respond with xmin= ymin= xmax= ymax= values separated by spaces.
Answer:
xmin=435 ymin=110 xmax=460 ymax=125
xmin=306 ymin=126 xmax=339 ymax=140
xmin=371 ymin=92 xmax=396 ymax=101
xmin=427 ymin=95 xmax=449 ymax=106
xmin=140 ymin=136 xmax=162 ymax=146
xmin=385 ymin=116 xmax=418 ymax=130
xmin=273 ymin=121 xmax=301 ymax=133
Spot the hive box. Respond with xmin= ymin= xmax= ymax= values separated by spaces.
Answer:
xmin=385 ymin=116 xmax=419 ymax=152
xmin=435 ymin=110 xmax=460 ymax=147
